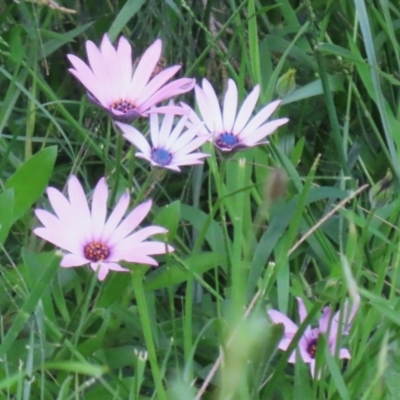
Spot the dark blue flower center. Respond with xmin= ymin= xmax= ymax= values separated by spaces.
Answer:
xmin=151 ymin=148 xmax=172 ymax=166
xmin=216 ymin=133 xmax=239 ymax=150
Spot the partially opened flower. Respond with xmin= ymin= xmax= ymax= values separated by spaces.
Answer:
xmin=67 ymin=34 xmax=195 ymax=122
xmin=183 ymin=78 xmax=288 ymax=152
xmin=267 ymin=296 xmax=359 ymax=378
xmin=115 ymin=104 xmax=210 ymax=172
xmin=34 ymin=176 xmax=173 ymax=281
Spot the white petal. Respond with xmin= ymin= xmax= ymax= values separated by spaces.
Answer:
xmin=222 ymin=79 xmax=238 ymax=132
xmin=108 ymin=200 xmax=152 ymax=246
xmin=91 ymin=177 xmax=108 ymax=237
xmin=232 ymin=85 xmax=260 ymax=134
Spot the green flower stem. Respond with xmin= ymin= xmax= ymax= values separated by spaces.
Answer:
xmin=71 ymin=270 xmax=99 ymax=348
xmin=230 ymin=158 xmax=246 ymax=318
xmin=132 ymin=268 xmax=167 ymax=400
xmin=132 ymin=169 xmax=158 ymax=207
xmin=109 ymin=130 xmax=124 ymax=206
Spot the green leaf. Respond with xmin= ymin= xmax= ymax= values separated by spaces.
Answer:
xmin=44 ymin=362 xmax=107 ymax=377
xmin=0 ymin=250 xmax=59 ymax=357
xmin=108 ymin=0 xmax=146 ymax=41
xmin=0 ymin=188 xmax=14 ymax=245
xmin=145 ymin=252 xmax=226 ymax=290
xmin=5 ymin=146 xmax=57 ymax=222
xmin=153 ymin=200 xmax=180 ymax=241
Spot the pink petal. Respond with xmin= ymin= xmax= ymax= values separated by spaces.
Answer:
xmin=240 ymin=118 xmax=289 ymax=144
xmin=194 ymin=84 xmax=218 ymax=134
xmin=146 ymin=104 xmax=189 ymax=116
xmin=60 ymin=253 xmax=88 ymax=267
xmin=129 ymin=39 xmax=162 ymax=100
xmin=91 ymin=177 xmax=108 ymax=237
xmin=297 ymin=297 xmax=308 ymax=323
xmin=138 ymin=78 xmax=195 ymax=112
xmin=339 ymin=348 xmax=351 ymax=359
xmin=107 ymin=200 xmax=152 ymax=246
xmin=200 ymin=79 xmax=224 ymax=133
xmin=170 ymin=153 xmax=209 ymax=167
xmin=150 ymin=111 xmax=160 ymax=147
xmin=239 ymin=100 xmax=282 ymax=138
xmin=116 ymin=122 xmax=151 ymax=156
xmin=99 ymin=34 xmax=122 ymax=95
xmin=106 ymin=262 xmax=130 ymax=272
xmin=135 ymin=65 xmax=181 ymax=104
xmin=318 ymin=307 xmax=333 ymax=335
xmin=33 ymin=227 xmax=80 ymax=255
xmin=173 ymin=134 xmax=209 ymax=157
xmin=232 ymin=85 xmax=260 ymax=134
xmin=158 ymin=104 xmax=175 ymax=146
xmin=90 ymin=262 xmax=108 ymax=280
xmin=222 ymin=79 xmax=238 ymax=132
xmin=113 ymin=242 xmax=173 ymax=264
xmin=267 ymin=309 xmax=298 ymax=333
xmin=85 ymin=40 xmax=112 ymax=102
xmin=67 ymin=55 xmax=107 ymax=105
xmin=117 ymin=226 xmax=168 ymax=245
xmin=101 ymin=192 xmax=130 ymax=242
xmin=165 ymin=116 xmax=188 ymax=148
xmin=116 ymin=36 xmax=133 ymax=98
xmin=46 ymin=187 xmax=73 ymax=222
xmin=67 ymin=176 xmax=92 ymax=241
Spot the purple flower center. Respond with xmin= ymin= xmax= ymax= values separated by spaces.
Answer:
xmin=151 ymin=148 xmax=172 ymax=166
xmin=307 ymin=339 xmax=318 ymax=359
xmin=216 ymin=133 xmax=239 ymax=149
xmin=84 ymin=241 xmax=110 ymax=262
xmin=111 ymin=99 xmax=136 ymax=114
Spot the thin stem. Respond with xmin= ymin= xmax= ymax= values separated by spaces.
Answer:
xmin=110 ymin=130 xmax=124 ymax=206
xmin=132 ymin=269 xmax=167 ymax=400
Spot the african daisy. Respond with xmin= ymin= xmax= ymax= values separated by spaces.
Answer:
xmin=67 ymin=34 xmax=195 ymax=122
xmin=115 ymin=103 xmax=210 ymax=172
xmin=34 ymin=176 xmax=173 ymax=280
xmin=267 ymin=296 xmax=359 ymax=378
xmin=183 ymin=78 xmax=288 ymax=152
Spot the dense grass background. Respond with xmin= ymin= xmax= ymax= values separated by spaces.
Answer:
xmin=1 ymin=0 xmax=400 ymax=398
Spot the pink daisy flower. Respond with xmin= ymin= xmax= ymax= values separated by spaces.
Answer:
xmin=115 ymin=103 xmax=210 ymax=172
xmin=34 ymin=176 xmax=173 ymax=281
xmin=267 ymin=296 xmax=359 ymax=378
xmin=183 ymin=78 xmax=289 ymax=152
xmin=67 ymin=34 xmax=195 ymax=122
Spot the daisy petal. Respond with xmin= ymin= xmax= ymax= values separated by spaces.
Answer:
xmin=108 ymin=200 xmax=152 ymax=246
xmin=61 ymin=253 xmax=89 ymax=267
xmin=222 ymin=79 xmax=238 ymax=132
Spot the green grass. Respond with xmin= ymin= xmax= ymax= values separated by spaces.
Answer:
xmin=1 ymin=0 xmax=400 ymax=399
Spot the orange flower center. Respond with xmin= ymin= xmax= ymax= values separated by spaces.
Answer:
xmin=84 ymin=241 xmax=110 ymax=262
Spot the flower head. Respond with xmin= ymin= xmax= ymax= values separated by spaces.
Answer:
xmin=34 ymin=176 xmax=173 ymax=280
xmin=67 ymin=34 xmax=195 ymax=122
xmin=115 ymin=103 xmax=210 ymax=172
xmin=267 ymin=296 xmax=359 ymax=378
xmin=183 ymin=78 xmax=288 ymax=152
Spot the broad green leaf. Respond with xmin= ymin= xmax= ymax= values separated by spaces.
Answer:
xmin=153 ymin=200 xmax=180 ymax=241
xmin=5 ymin=146 xmax=57 ymax=222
